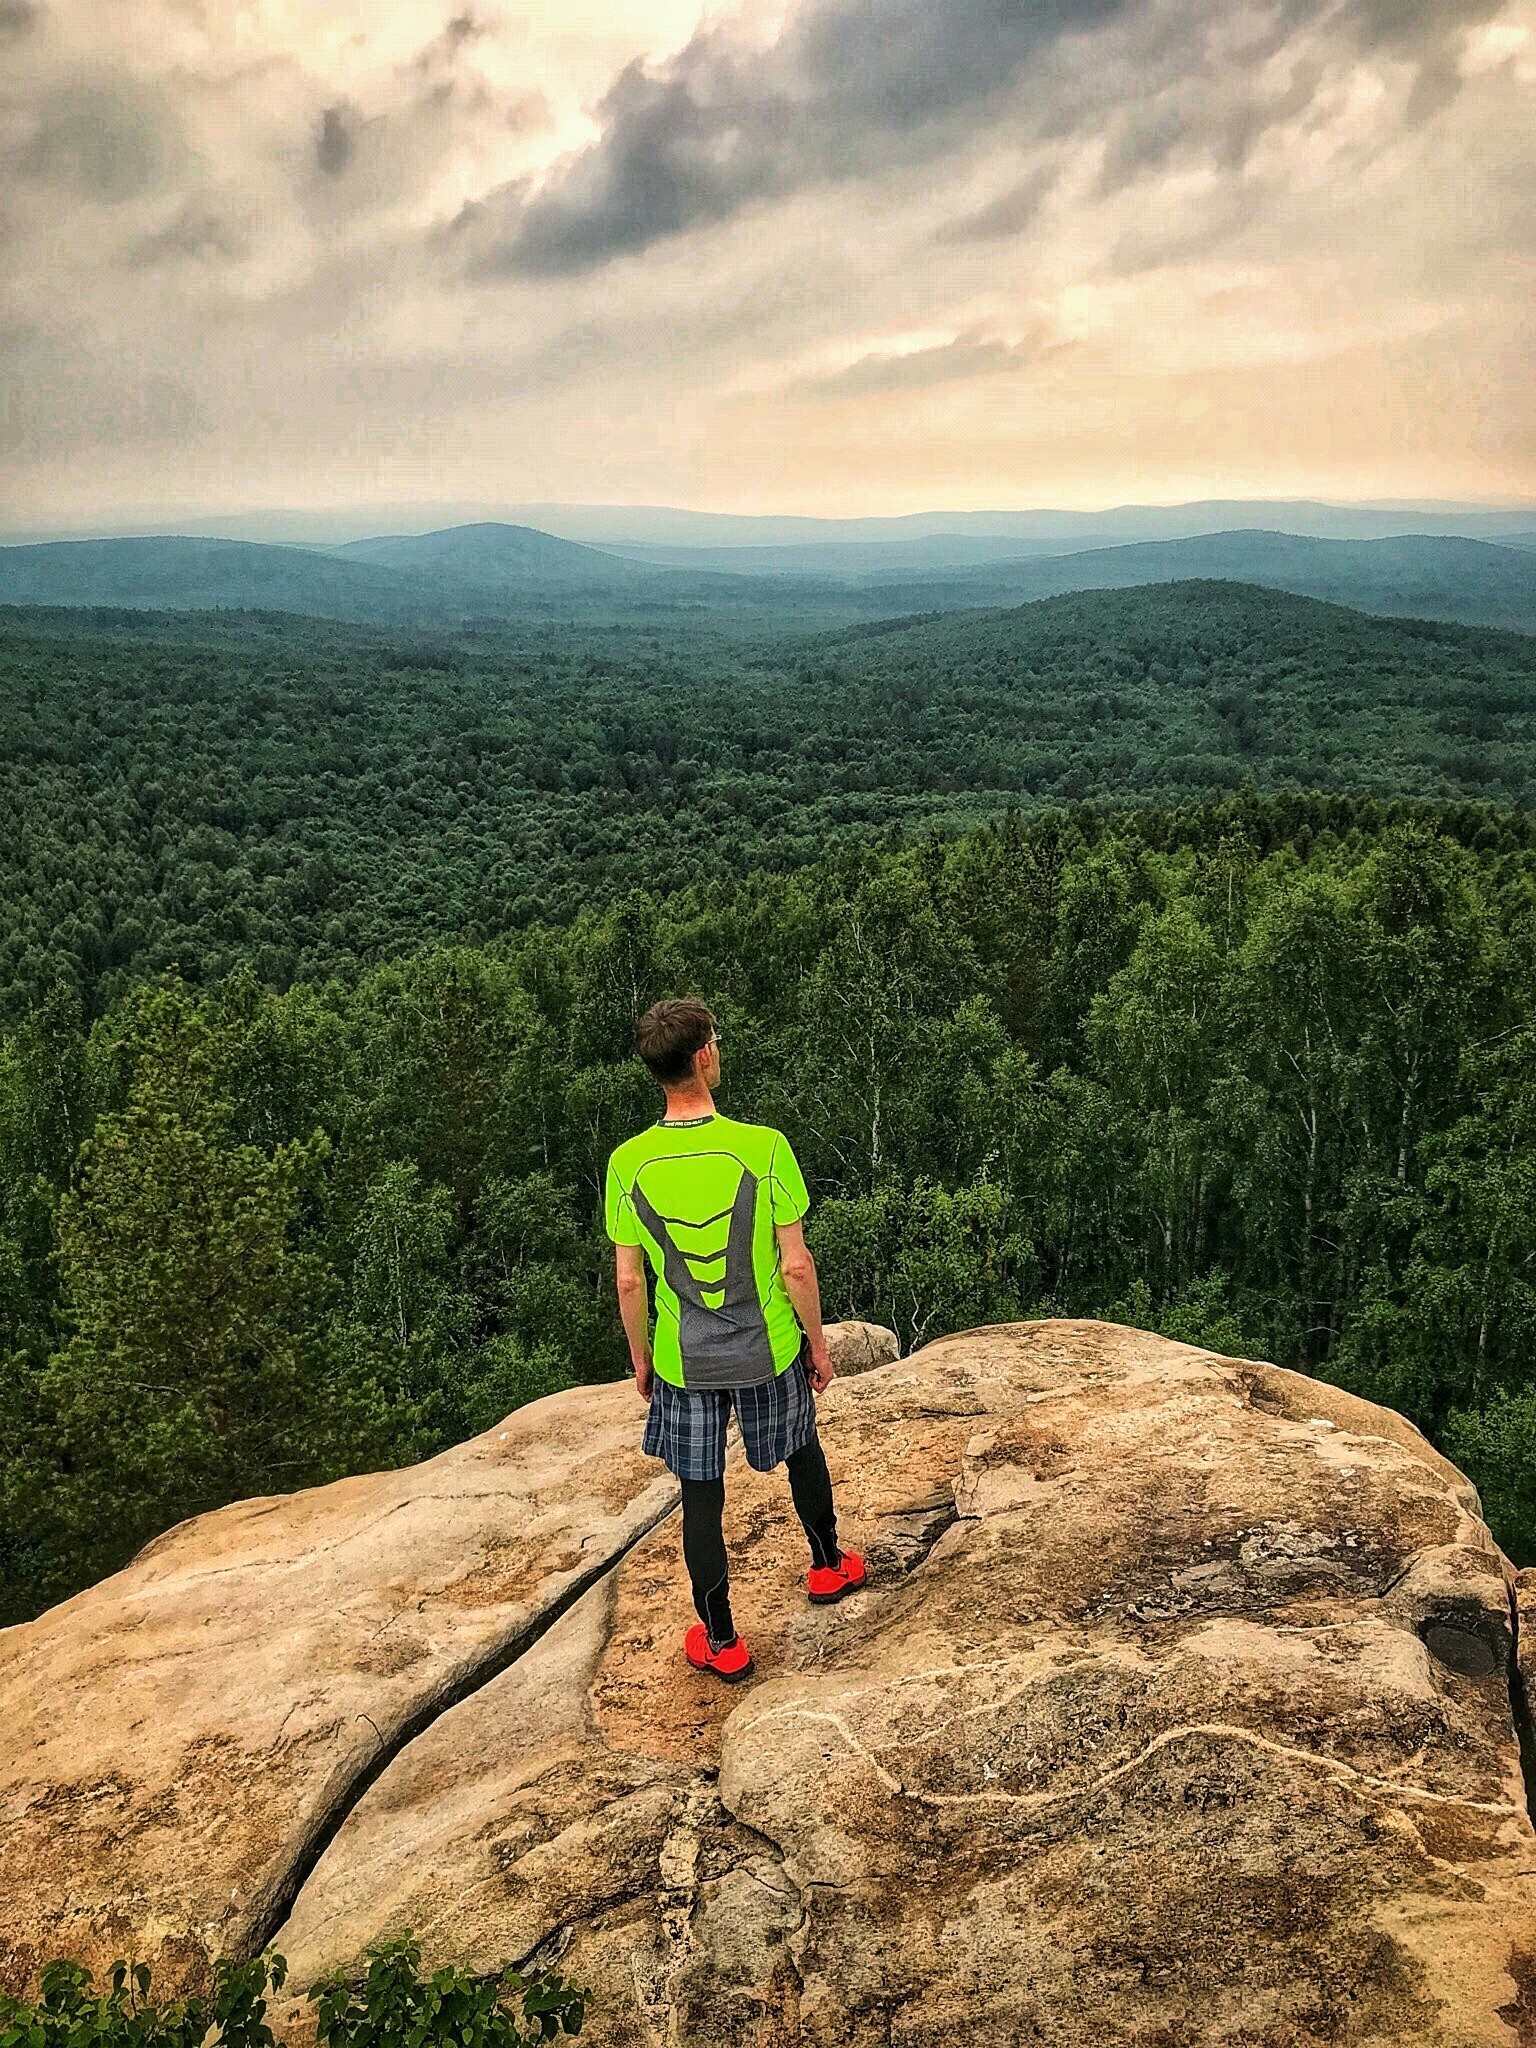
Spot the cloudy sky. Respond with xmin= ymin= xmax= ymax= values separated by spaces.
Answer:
xmin=2 ymin=0 xmax=1533 ymax=528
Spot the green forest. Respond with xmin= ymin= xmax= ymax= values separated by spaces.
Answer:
xmin=4 ymin=583 xmax=1535 ymax=1022
xmin=3 ymin=586 xmax=1536 ymax=1625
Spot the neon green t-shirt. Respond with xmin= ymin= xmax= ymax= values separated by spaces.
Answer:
xmin=604 ymin=1113 xmax=810 ymax=1389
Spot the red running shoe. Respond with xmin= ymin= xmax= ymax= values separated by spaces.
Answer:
xmin=684 ymin=1623 xmax=754 ymax=1682
xmin=808 ymin=1549 xmax=867 ymax=1605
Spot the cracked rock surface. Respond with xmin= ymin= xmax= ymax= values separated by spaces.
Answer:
xmin=9 ymin=1318 xmax=1536 ymax=2045
xmin=0 ymin=1384 xmax=678 ymax=1991
xmin=271 ymin=1322 xmax=1536 ymax=2046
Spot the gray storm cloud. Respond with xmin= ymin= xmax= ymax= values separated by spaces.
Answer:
xmin=483 ymin=0 xmax=1132 ymax=274
xmin=480 ymin=0 xmax=1506 ymax=276
xmin=934 ymin=167 xmax=1061 ymax=244
xmin=14 ymin=79 xmax=170 ymax=202
xmin=316 ymin=106 xmax=356 ymax=180
xmin=127 ymin=205 xmax=249 ymax=268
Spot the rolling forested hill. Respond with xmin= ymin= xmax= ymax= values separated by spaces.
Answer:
xmin=2 ymin=580 xmax=1533 ymax=1020
xmin=847 ymin=530 xmax=1536 ymax=633
xmin=618 ymin=527 xmax=1536 ymax=635
xmin=332 ymin=520 xmax=663 ymax=590
xmin=821 ymin=580 xmax=1536 ymax=786
xmin=0 ymin=536 xmax=434 ymax=621
xmin=2 ymin=522 xmax=1533 ymax=634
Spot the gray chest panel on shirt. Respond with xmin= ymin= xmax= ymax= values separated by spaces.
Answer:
xmin=630 ymin=1170 xmax=777 ymax=1388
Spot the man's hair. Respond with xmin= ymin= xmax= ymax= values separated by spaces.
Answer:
xmin=635 ymin=998 xmax=716 ymax=1086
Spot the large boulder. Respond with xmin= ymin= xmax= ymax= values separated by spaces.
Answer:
xmin=270 ymin=1321 xmax=1536 ymax=2046
xmin=823 ymin=1320 xmax=900 ymax=1377
xmin=0 ymin=1381 xmax=676 ymax=1993
xmin=0 ymin=1321 xmax=892 ymax=1997
xmin=8 ymin=1319 xmax=1536 ymax=2047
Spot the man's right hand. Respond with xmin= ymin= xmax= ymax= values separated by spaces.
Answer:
xmin=807 ymin=1344 xmax=835 ymax=1394
xmin=634 ymin=1357 xmax=655 ymax=1403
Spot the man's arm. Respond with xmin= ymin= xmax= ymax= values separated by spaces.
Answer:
xmin=775 ymin=1219 xmax=834 ymax=1392
xmin=614 ymin=1243 xmax=654 ymax=1401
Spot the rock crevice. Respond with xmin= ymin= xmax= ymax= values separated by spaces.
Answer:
xmin=242 ymin=1488 xmax=682 ymax=1958
xmin=1509 ymin=1572 xmax=1536 ymax=1833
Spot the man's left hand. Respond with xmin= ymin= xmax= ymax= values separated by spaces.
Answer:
xmin=634 ymin=1357 xmax=655 ymax=1403
xmin=807 ymin=1345 xmax=835 ymax=1394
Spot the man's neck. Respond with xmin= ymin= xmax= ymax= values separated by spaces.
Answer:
xmin=660 ymin=1084 xmax=715 ymax=1124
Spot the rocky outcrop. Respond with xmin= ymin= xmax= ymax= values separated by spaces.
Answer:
xmin=820 ymin=1320 xmax=900 ymax=1377
xmin=8 ymin=1319 xmax=1536 ymax=2047
xmin=0 ymin=1382 xmax=677 ymax=1990
xmin=0 ymin=1322 xmax=893 ymax=1995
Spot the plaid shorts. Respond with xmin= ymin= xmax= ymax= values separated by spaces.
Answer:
xmin=643 ymin=1342 xmax=817 ymax=1482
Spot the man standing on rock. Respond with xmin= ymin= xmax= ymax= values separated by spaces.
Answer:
xmin=605 ymin=997 xmax=866 ymax=1682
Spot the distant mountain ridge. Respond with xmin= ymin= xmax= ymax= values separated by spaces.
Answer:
xmin=595 ymin=532 xmax=1124 ymax=573
xmin=0 ymin=521 xmax=1532 ymax=635
xmin=850 ymin=529 xmax=1536 ymax=635
xmin=8 ymin=497 xmax=1533 ymax=550
xmin=0 ymin=527 xmax=684 ymax=624
xmin=331 ymin=521 xmax=661 ymax=590
xmin=470 ymin=497 xmax=1536 ymax=549
xmin=0 ymin=536 xmax=433 ymax=621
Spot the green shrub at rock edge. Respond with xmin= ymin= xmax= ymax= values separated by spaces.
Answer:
xmin=0 ymin=1942 xmax=585 ymax=2048
xmin=308 ymin=1935 xmax=585 ymax=2047
xmin=0 ymin=1954 xmax=286 ymax=2048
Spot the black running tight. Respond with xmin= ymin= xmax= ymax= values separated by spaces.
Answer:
xmin=786 ymin=1430 xmax=840 ymax=1572
xmin=680 ymin=1476 xmax=734 ymax=1648
xmin=680 ymin=1432 xmax=840 ymax=1650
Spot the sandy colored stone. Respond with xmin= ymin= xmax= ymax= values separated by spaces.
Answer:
xmin=0 ymin=1381 xmax=676 ymax=1994
xmin=823 ymin=1321 xmax=900 ymax=1377
xmin=12 ymin=1319 xmax=1536 ymax=2044
xmin=270 ymin=1321 xmax=1536 ymax=2047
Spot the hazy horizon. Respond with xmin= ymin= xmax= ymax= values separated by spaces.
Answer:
xmin=5 ymin=494 xmax=1536 ymax=553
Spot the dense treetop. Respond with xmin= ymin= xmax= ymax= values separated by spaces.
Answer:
xmin=3 ymin=583 xmax=1534 ymax=1022
xmin=4 ymin=787 xmax=1536 ymax=1620
xmin=2 ymin=585 xmax=1535 ymax=1625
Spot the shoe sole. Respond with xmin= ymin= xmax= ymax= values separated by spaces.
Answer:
xmin=808 ymin=1576 xmax=867 ymax=1605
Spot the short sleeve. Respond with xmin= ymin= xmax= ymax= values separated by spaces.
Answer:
xmin=605 ymin=1157 xmax=642 ymax=1246
xmin=768 ymin=1133 xmax=810 ymax=1225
